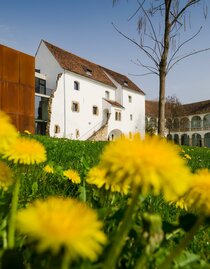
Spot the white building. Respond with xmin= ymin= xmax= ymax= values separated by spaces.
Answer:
xmin=35 ymin=40 xmax=145 ymax=140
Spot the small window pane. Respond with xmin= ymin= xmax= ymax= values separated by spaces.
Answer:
xmin=72 ymin=102 xmax=79 ymax=112
xmin=74 ymin=81 xmax=79 ymax=90
xmin=105 ymin=91 xmax=110 ymax=99
xmin=93 ymin=106 xmax=98 ymax=115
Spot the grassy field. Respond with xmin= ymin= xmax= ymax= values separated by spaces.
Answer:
xmin=1 ymin=135 xmax=210 ymax=269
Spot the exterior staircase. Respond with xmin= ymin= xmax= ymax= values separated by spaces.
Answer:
xmin=87 ymin=122 xmax=108 ymax=141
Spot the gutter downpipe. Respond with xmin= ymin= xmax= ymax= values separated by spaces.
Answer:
xmin=63 ymin=69 xmax=66 ymax=138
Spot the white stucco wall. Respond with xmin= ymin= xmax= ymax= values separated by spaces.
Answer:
xmin=50 ymin=71 xmax=116 ymax=139
xmin=107 ymin=88 xmax=145 ymax=137
xmin=35 ymin=41 xmax=62 ymax=91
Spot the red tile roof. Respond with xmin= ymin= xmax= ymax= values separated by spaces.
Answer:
xmin=146 ymin=99 xmax=210 ymax=118
xmin=181 ymin=100 xmax=210 ymax=116
xmin=102 ymin=67 xmax=145 ymax=95
xmin=43 ymin=40 xmax=145 ymax=94
xmin=104 ymin=98 xmax=124 ymax=108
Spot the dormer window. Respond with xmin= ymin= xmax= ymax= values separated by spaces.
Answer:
xmin=83 ymin=66 xmax=92 ymax=76
xmin=74 ymin=81 xmax=79 ymax=91
xmin=86 ymin=68 xmax=92 ymax=76
xmin=124 ymin=80 xmax=128 ymax=87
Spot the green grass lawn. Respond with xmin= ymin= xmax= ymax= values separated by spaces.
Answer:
xmin=1 ymin=135 xmax=210 ymax=269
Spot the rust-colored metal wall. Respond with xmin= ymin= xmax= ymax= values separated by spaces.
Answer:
xmin=0 ymin=44 xmax=35 ymax=133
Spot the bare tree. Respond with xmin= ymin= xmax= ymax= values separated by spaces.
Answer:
xmin=113 ymin=0 xmax=209 ymax=136
xmin=165 ymin=94 xmax=184 ymax=133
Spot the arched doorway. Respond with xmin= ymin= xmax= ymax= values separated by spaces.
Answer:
xmin=181 ymin=134 xmax=189 ymax=146
xmin=204 ymin=133 xmax=210 ymax=148
xmin=174 ymin=134 xmax=179 ymax=144
xmin=167 ymin=134 xmax=172 ymax=141
xmin=192 ymin=133 xmax=202 ymax=147
xmin=203 ymin=114 xmax=210 ymax=129
xmin=108 ymin=129 xmax=123 ymax=141
xmin=180 ymin=117 xmax=190 ymax=131
xmin=191 ymin=116 xmax=202 ymax=130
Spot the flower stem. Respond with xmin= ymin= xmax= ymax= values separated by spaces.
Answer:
xmin=102 ymin=190 xmax=139 ymax=269
xmin=160 ymin=215 xmax=204 ymax=269
xmin=61 ymin=249 xmax=71 ymax=269
xmin=82 ymin=179 xmax=86 ymax=202
xmin=8 ymin=176 xmax=21 ymax=248
xmin=134 ymin=249 xmax=148 ymax=269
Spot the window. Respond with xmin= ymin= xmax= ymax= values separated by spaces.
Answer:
xmin=83 ymin=66 xmax=92 ymax=76
xmin=92 ymin=106 xmax=99 ymax=115
xmin=130 ymin=114 xmax=133 ymax=121
xmin=35 ymin=122 xmax=47 ymax=135
xmin=86 ymin=68 xmax=92 ymax=76
xmin=74 ymin=81 xmax=79 ymax=91
xmin=35 ymin=96 xmax=49 ymax=121
xmin=35 ymin=78 xmax=46 ymax=94
xmin=115 ymin=111 xmax=121 ymax=121
xmin=105 ymin=91 xmax=110 ymax=99
xmin=128 ymin=95 xmax=132 ymax=103
xmin=35 ymin=95 xmax=49 ymax=135
xmin=124 ymin=80 xmax=128 ymax=87
xmin=72 ymin=102 xmax=79 ymax=112
xmin=54 ymin=125 xmax=60 ymax=134
xmin=76 ymin=129 xmax=80 ymax=139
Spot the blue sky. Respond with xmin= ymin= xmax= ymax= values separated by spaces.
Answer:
xmin=0 ymin=0 xmax=210 ymax=104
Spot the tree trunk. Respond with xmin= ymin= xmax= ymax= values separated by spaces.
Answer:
xmin=158 ymin=0 xmax=171 ymax=137
xmin=158 ymin=64 xmax=166 ymax=136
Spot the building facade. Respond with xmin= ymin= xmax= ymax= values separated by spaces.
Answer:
xmin=146 ymin=100 xmax=210 ymax=148
xmin=35 ymin=40 xmax=145 ymax=140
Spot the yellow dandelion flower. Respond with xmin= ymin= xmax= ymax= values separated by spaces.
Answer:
xmin=87 ymin=166 xmax=129 ymax=195
xmin=0 ymin=161 xmax=14 ymax=190
xmin=184 ymin=154 xmax=191 ymax=160
xmin=16 ymin=197 xmax=107 ymax=260
xmin=44 ymin=164 xmax=54 ymax=174
xmin=3 ymin=137 xmax=46 ymax=165
xmin=182 ymin=169 xmax=210 ymax=215
xmin=0 ymin=111 xmax=18 ymax=154
xmin=170 ymin=197 xmax=188 ymax=211
xmin=97 ymin=134 xmax=191 ymax=201
xmin=63 ymin=169 xmax=81 ymax=184
xmin=24 ymin=130 xmax=31 ymax=135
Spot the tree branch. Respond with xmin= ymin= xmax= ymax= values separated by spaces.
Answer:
xmin=137 ymin=0 xmax=162 ymax=58
xmin=112 ymin=22 xmax=160 ymax=68
xmin=167 ymin=26 xmax=202 ymax=71
xmin=167 ymin=48 xmax=210 ymax=73
xmin=170 ymin=0 xmax=201 ymax=26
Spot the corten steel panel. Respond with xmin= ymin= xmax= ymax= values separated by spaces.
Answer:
xmin=2 ymin=46 xmax=19 ymax=83
xmin=1 ymin=81 xmax=19 ymax=114
xmin=0 ymin=82 xmax=1 ymax=108
xmin=19 ymin=115 xmax=34 ymax=134
xmin=19 ymin=53 xmax=35 ymax=87
xmin=0 ymin=45 xmax=3 ymax=80
xmin=19 ymin=85 xmax=35 ymax=117
xmin=6 ymin=112 xmax=19 ymax=130
xmin=0 ymin=45 xmax=35 ymax=134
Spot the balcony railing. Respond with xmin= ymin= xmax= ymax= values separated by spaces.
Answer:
xmin=171 ymin=125 xmax=210 ymax=132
